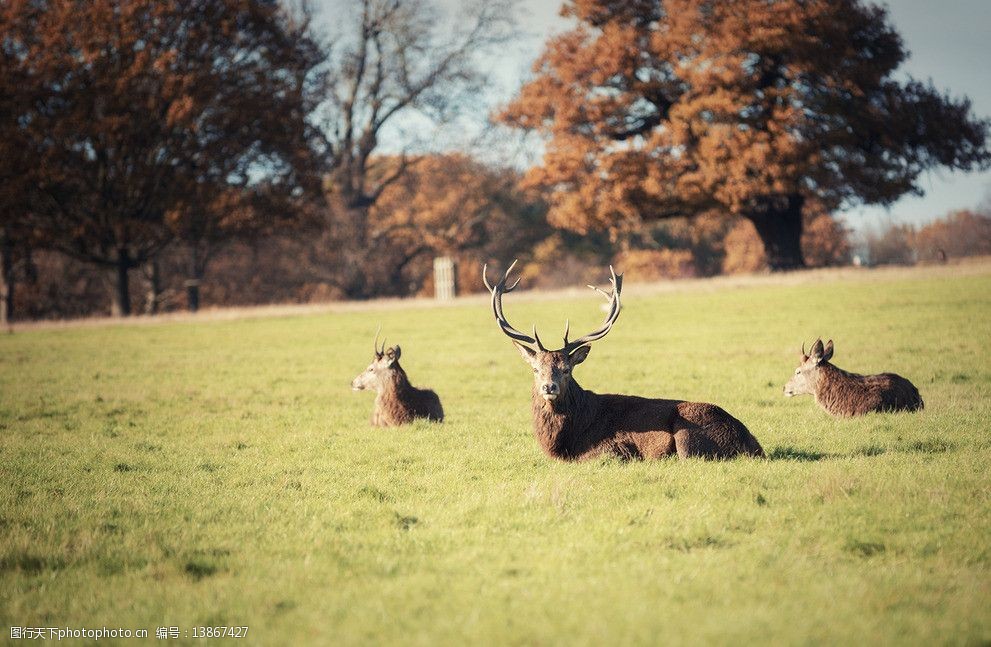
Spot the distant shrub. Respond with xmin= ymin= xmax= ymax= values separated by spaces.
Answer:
xmin=722 ymin=219 xmax=766 ymax=274
xmin=803 ymin=213 xmax=852 ymax=267
xmin=913 ymin=209 xmax=991 ymax=261
xmin=866 ymin=224 xmax=916 ymax=265
xmin=613 ymin=248 xmax=696 ymax=280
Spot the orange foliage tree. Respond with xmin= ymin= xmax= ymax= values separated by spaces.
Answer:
xmin=362 ymin=153 xmax=549 ymax=296
xmin=913 ymin=210 xmax=991 ymax=261
xmin=499 ymin=0 xmax=990 ymax=270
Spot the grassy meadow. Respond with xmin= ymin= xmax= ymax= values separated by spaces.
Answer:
xmin=1 ymin=264 xmax=990 ymax=645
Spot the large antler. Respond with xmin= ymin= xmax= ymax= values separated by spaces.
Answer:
xmin=563 ymin=265 xmax=623 ymax=353
xmin=482 ymin=260 xmax=545 ymax=350
xmin=483 ymin=261 xmax=623 ymax=354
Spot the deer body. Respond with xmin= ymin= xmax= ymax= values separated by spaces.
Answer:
xmin=486 ymin=262 xmax=764 ymax=461
xmin=784 ymin=339 xmax=923 ymax=417
xmin=529 ymin=379 xmax=763 ymax=460
xmin=352 ymin=340 xmax=444 ymax=426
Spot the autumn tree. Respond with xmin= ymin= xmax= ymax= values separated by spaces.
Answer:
xmin=913 ymin=209 xmax=991 ymax=261
xmin=361 ymin=152 xmax=548 ymax=296
xmin=314 ymin=0 xmax=516 ymax=297
xmin=0 ymin=1 xmax=47 ymax=325
xmin=865 ymin=223 xmax=915 ymax=265
xmin=10 ymin=0 xmax=324 ymax=316
xmin=500 ymin=0 xmax=991 ymax=270
xmin=167 ymin=147 xmax=326 ymax=312
xmin=802 ymin=213 xmax=851 ymax=268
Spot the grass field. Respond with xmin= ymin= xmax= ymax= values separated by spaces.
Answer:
xmin=2 ymin=265 xmax=990 ymax=645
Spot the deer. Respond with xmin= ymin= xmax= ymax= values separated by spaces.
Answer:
xmin=783 ymin=338 xmax=924 ymax=416
xmin=483 ymin=261 xmax=765 ymax=461
xmin=350 ymin=331 xmax=444 ymax=426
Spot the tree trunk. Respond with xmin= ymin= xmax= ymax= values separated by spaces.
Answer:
xmin=745 ymin=194 xmax=806 ymax=271
xmin=186 ymin=246 xmax=203 ymax=313
xmin=325 ymin=190 xmax=371 ymax=298
xmin=144 ymin=259 xmax=162 ymax=315
xmin=186 ymin=277 xmax=201 ymax=312
xmin=110 ymin=252 xmax=132 ymax=317
xmin=0 ymin=230 xmax=13 ymax=327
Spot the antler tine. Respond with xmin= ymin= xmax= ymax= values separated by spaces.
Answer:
xmin=801 ymin=340 xmax=806 ymax=357
xmin=483 ymin=260 xmax=537 ymax=347
xmin=564 ymin=265 xmax=624 ymax=353
xmin=562 ymin=319 xmax=570 ymax=346
xmin=532 ymin=325 xmax=548 ymax=352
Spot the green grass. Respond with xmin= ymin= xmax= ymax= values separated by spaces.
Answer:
xmin=2 ymin=268 xmax=990 ymax=645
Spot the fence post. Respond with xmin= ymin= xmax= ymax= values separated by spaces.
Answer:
xmin=433 ymin=256 xmax=456 ymax=301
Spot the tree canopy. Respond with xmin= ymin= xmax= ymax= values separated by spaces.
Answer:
xmin=500 ymin=0 xmax=991 ymax=269
xmin=5 ymin=0 xmax=324 ymax=315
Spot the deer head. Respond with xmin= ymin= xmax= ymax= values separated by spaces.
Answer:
xmin=783 ymin=338 xmax=833 ymax=397
xmin=351 ymin=328 xmax=402 ymax=392
xmin=483 ymin=260 xmax=622 ymax=402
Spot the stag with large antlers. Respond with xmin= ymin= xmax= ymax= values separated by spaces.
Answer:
xmin=351 ymin=330 xmax=444 ymax=426
xmin=483 ymin=261 xmax=764 ymax=460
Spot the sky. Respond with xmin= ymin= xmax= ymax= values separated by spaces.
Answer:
xmin=318 ymin=0 xmax=991 ymax=232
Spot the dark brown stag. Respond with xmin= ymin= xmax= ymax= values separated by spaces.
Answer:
xmin=783 ymin=339 xmax=923 ymax=416
xmin=351 ymin=331 xmax=444 ymax=426
xmin=483 ymin=261 xmax=764 ymax=460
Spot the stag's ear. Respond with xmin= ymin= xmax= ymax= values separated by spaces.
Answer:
xmin=810 ymin=339 xmax=825 ymax=364
xmin=569 ymin=345 xmax=591 ymax=366
xmin=385 ymin=345 xmax=401 ymax=365
xmin=822 ymin=339 xmax=834 ymax=362
xmin=514 ymin=341 xmax=537 ymax=365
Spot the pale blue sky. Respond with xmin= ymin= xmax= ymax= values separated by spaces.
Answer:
xmin=318 ymin=0 xmax=991 ymax=231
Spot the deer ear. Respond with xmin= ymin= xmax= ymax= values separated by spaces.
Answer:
xmin=810 ymin=339 xmax=825 ymax=364
xmin=386 ymin=346 xmax=401 ymax=365
xmin=822 ymin=340 xmax=833 ymax=362
xmin=569 ymin=345 xmax=591 ymax=366
xmin=514 ymin=341 xmax=536 ymax=364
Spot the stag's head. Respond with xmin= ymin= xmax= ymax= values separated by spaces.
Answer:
xmin=783 ymin=338 xmax=833 ymax=397
xmin=483 ymin=260 xmax=622 ymax=403
xmin=351 ymin=329 xmax=402 ymax=392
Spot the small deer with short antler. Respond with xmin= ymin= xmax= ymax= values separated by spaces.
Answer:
xmin=483 ymin=261 xmax=764 ymax=460
xmin=783 ymin=339 xmax=923 ymax=416
xmin=351 ymin=331 xmax=444 ymax=426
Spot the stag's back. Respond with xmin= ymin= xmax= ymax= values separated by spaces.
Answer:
xmin=816 ymin=364 xmax=924 ymax=417
xmin=373 ymin=368 xmax=444 ymax=425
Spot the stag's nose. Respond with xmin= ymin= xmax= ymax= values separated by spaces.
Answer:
xmin=540 ymin=383 xmax=560 ymax=400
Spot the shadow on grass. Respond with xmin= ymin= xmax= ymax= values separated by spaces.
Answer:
xmin=0 ymin=553 xmax=66 ymax=574
xmin=898 ymin=438 xmax=954 ymax=454
xmin=767 ymin=446 xmax=833 ymax=462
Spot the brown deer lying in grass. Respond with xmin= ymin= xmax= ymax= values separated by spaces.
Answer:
xmin=783 ymin=339 xmax=924 ymax=416
xmin=483 ymin=261 xmax=764 ymax=461
xmin=350 ymin=332 xmax=444 ymax=426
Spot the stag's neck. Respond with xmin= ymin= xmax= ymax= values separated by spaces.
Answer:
xmin=814 ymin=362 xmax=864 ymax=414
xmin=530 ymin=379 xmax=600 ymax=460
xmin=377 ymin=366 xmax=414 ymax=400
